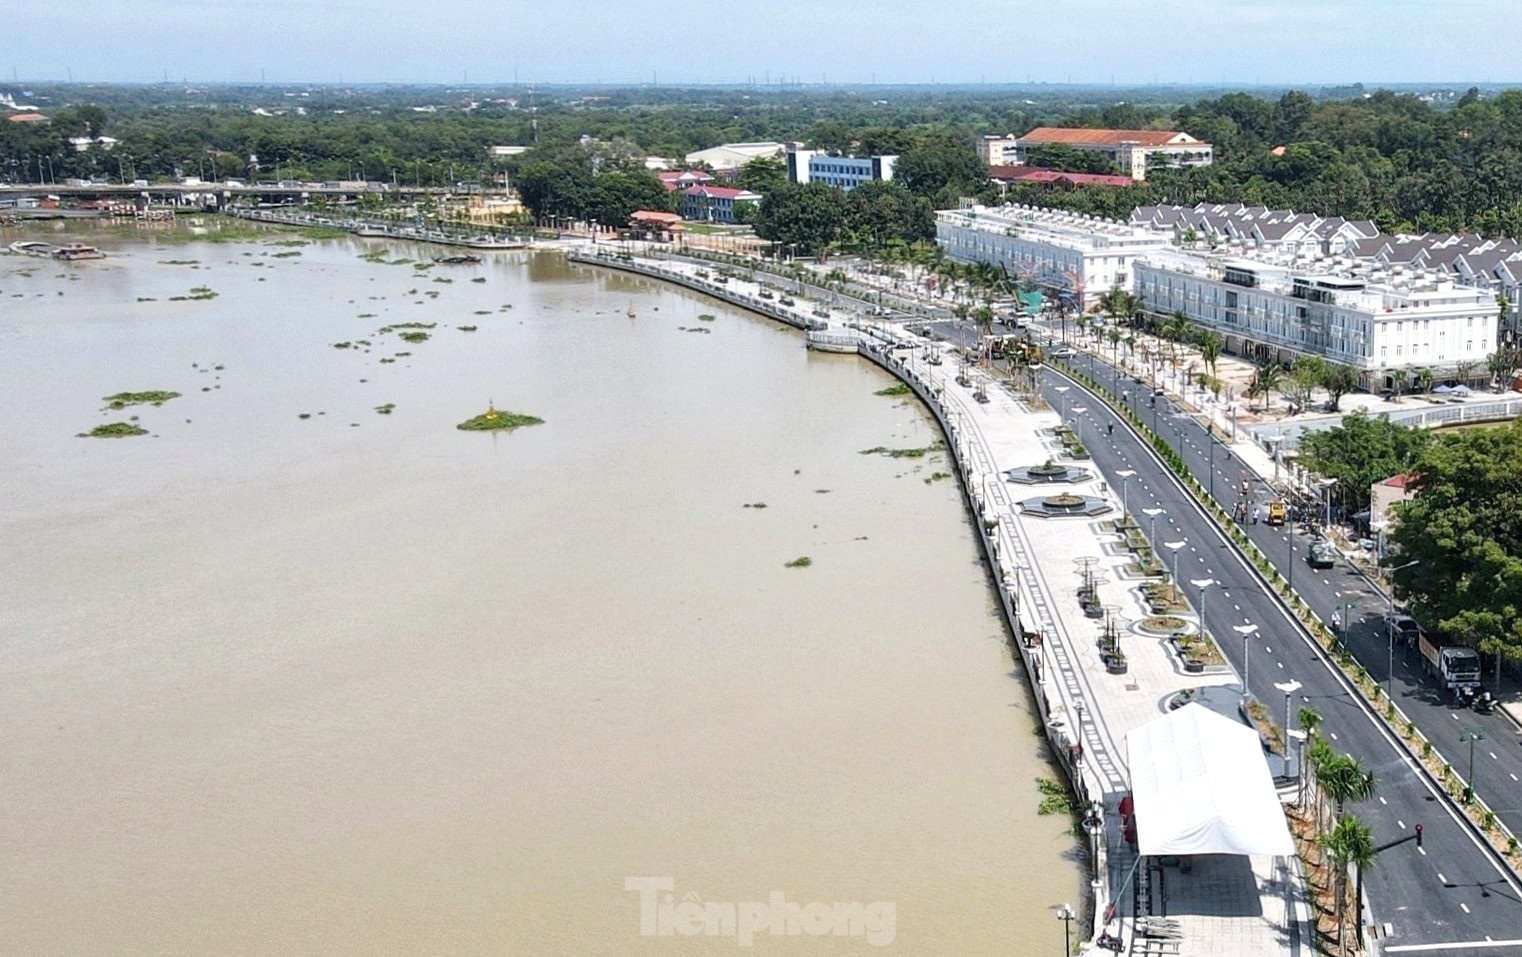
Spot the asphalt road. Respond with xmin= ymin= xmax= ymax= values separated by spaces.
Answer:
xmin=1052 ymin=337 xmax=1522 ymax=840
xmin=903 ymin=313 xmax=1522 ymax=951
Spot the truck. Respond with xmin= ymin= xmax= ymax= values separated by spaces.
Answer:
xmin=1417 ymin=632 xmax=1482 ymax=692
xmin=1308 ymin=540 xmax=1337 ymax=568
xmin=1266 ymin=499 xmax=1287 ymax=526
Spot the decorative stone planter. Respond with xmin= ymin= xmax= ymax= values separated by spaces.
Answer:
xmin=1105 ymin=654 xmax=1129 ymax=675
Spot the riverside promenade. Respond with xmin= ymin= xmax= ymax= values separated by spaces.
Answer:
xmin=571 ymin=247 xmax=1310 ymax=957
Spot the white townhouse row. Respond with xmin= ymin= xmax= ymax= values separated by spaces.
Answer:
xmin=938 ymin=202 xmax=1504 ymax=387
xmin=935 ymin=205 xmax=1170 ymax=309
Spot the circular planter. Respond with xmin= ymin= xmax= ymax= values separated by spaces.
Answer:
xmin=1105 ymin=655 xmax=1130 ymax=675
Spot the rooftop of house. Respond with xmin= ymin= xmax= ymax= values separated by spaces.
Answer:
xmin=1017 ymin=127 xmax=1207 ymax=148
xmin=683 ymin=185 xmax=760 ymax=200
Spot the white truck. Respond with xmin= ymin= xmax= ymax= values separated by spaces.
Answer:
xmin=1417 ymin=632 xmax=1481 ymax=692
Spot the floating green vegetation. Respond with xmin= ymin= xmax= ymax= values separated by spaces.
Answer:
xmin=268 ymin=239 xmax=309 ymax=247
xmin=332 ymin=341 xmax=354 ymax=349
xmin=473 ymin=310 xmax=491 ymax=315
xmin=1038 ymin=795 xmax=1073 ymax=816
xmin=456 ymin=402 xmax=544 ymax=432
xmin=684 ymin=327 xmax=711 ymax=334
xmin=136 ymin=296 xmax=157 ymax=302
xmin=471 ymin=277 xmax=487 ymax=283
xmin=298 ymin=413 xmax=312 ymax=419
xmin=271 ymin=250 xmax=302 ymax=258
xmin=357 ymin=313 xmax=376 ymax=318
xmin=783 ymin=556 xmax=812 ymax=568
xmin=103 ymin=391 xmax=180 ymax=409
xmin=374 ymin=403 xmax=395 ymax=415
xmin=413 ymin=262 xmax=434 ymax=270
xmin=743 ymin=502 xmax=768 ymax=509
xmin=874 ymin=383 xmax=912 ymax=397
xmin=924 ymin=471 xmax=953 ymax=484
xmin=399 ymin=331 xmax=430 ymax=343
xmin=358 ymin=250 xmax=389 ymax=262
xmin=432 ymin=276 xmax=453 ymax=284
xmin=377 ymin=322 xmax=436 ymax=333
xmin=697 ymin=313 xmax=717 ymax=322
xmin=83 ymin=422 xmax=148 ymax=438
xmin=457 ymin=325 xmax=478 ymax=332
xmin=424 ymin=290 xmax=441 ymax=298
xmin=859 ymin=441 xmax=945 ymax=459
xmin=168 ymin=286 xmax=218 ymax=302
xmin=379 ymin=358 xmax=395 ymax=364
xmin=158 ymin=259 xmax=200 ymax=266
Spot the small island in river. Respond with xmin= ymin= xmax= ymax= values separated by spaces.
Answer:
xmin=456 ymin=402 xmax=543 ymax=432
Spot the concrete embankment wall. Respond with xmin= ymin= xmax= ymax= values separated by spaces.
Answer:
xmin=571 ymin=250 xmax=1105 ymax=938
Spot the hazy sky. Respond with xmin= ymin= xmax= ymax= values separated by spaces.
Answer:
xmin=3 ymin=0 xmax=1515 ymax=86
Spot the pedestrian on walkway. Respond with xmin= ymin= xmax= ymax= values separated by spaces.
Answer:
xmin=1107 ymin=422 xmax=1114 ymax=437
xmin=1251 ymin=506 xmax=1261 ymax=525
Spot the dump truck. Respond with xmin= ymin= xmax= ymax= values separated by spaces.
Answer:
xmin=1266 ymin=499 xmax=1287 ymax=526
xmin=1417 ymin=632 xmax=1482 ymax=692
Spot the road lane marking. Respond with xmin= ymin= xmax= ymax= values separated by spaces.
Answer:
xmin=1460 ymin=903 xmax=1470 ymax=914
xmin=1438 ymin=872 xmax=1446 ymax=882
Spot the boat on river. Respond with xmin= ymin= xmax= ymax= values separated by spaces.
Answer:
xmin=8 ymin=240 xmax=106 ymax=260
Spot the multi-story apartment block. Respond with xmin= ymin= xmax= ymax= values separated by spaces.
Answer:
xmin=786 ymin=149 xmax=897 ymax=191
xmin=935 ymin=205 xmax=1170 ymax=309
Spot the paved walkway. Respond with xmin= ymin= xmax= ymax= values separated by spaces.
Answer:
xmin=869 ymin=337 xmax=1311 ymax=957
xmin=581 ymin=248 xmax=1315 ymax=956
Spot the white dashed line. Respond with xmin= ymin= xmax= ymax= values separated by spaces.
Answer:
xmin=1461 ymin=903 xmax=1471 ymax=914
xmin=1438 ymin=872 xmax=1447 ymax=883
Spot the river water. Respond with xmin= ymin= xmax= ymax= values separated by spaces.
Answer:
xmin=0 ymin=223 xmax=1080 ymax=955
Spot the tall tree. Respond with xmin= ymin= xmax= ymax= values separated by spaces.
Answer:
xmin=754 ymin=182 xmax=847 ymax=257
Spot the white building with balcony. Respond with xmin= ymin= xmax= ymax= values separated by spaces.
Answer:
xmin=935 ymin=205 xmax=1170 ymax=309
xmin=1134 ymin=251 xmax=1498 ymax=390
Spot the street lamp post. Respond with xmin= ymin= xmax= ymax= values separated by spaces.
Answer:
xmin=1288 ymin=728 xmax=1308 ymax=802
xmin=1275 ymin=680 xmax=1303 ymax=777
xmin=1116 ymin=469 xmax=1136 ymax=523
xmin=1384 ymin=560 xmax=1420 ymax=700
xmin=1056 ymin=903 xmax=1075 ymax=955
xmin=1191 ymin=578 xmax=1214 ymax=644
xmin=1460 ymin=726 xmax=1486 ymax=804
xmin=1322 ymin=478 xmax=1339 ymax=534
xmin=1233 ymin=623 xmax=1260 ymax=694
xmin=1143 ymin=509 xmax=1165 ymax=569
xmin=1164 ymin=541 xmax=1186 ymax=603
xmin=1054 ymin=385 xmax=1070 ymax=422
xmin=1071 ymin=406 xmax=1087 ymax=449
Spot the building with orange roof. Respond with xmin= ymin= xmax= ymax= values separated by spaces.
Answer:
xmin=979 ymin=128 xmax=1212 ymax=181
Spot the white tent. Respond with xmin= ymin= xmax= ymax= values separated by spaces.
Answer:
xmin=1125 ymin=703 xmax=1295 ymax=857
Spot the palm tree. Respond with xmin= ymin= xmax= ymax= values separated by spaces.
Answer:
xmin=1106 ymin=327 xmax=1121 ymax=364
xmin=1414 ymin=367 xmax=1435 ymax=395
xmin=1249 ymin=363 xmax=1285 ymax=412
xmin=1320 ymin=814 xmax=1375 ymax=957
xmin=1196 ymin=329 xmax=1225 ymax=379
xmin=1319 ymin=753 xmax=1377 ymax=821
xmin=1123 ymin=334 xmax=1137 ymax=369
